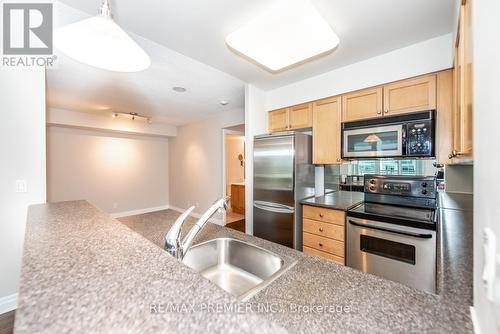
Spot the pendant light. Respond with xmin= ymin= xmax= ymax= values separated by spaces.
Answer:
xmin=55 ymin=0 xmax=151 ymax=72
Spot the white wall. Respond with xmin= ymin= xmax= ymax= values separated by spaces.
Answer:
xmin=47 ymin=126 xmax=170 ymax=215
xmin=0 ymin=69 xmax=46 ymax=310
xmin=244 ymin=85 xmax=267 ymax=234
xmin=169 ymin=109 xmax=244 ymax=221
xmin=225 ymin=134 xmax=245 ymax=197
xmin=266 ymin=34 xmax=454 ymax=110
xmin=472 ymin=0 xmax=500 ymax=332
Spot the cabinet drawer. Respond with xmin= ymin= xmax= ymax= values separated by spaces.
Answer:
xmin=303 ymin=232 xmax=344 ymax=257
xmin=303 ymin=246 xmax=344 ymax=265
xmin=303 ymin=218 xmax=344 ymax=241
xmin=302 ymin=205 xmax=345 ymax=225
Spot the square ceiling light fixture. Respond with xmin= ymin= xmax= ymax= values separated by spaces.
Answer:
xmin=226 ymin=0 xmax=339 ymax=72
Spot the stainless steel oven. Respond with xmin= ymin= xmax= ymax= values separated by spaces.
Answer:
xmin=342 ymin=111 xmax=435 ymax=159
xmin=347 ymin=216 xmax=436 ymax=293
xmin=346 ymin=175 xmax=438 ymax=293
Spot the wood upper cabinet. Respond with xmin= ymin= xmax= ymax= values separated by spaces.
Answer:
xmin=436 ymin=70 xmax=454 ymax=164
xmin=289 ymin=103 xmax=313 ymax=130
xmin=383 ymin=75 xmax=436 ymax=116
xmin=342 ymin=87 xmax=383 ymax=122
xmin=268 ymin=103 xmax=312 ymax=132
xmin=268 ymin=108 xmax=289 ymax=132
xmin=312 ymin=97 xmax=341 ymax=164
xmin=452 ymin=0 xmax=473 ymax=159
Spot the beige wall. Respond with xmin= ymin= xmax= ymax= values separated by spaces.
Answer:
xmin=47 ymin=126 xmax=169 ymax=214
xmin=0 ymin=68 xmax=46 ymax=306
xmin=225 ymin=134 xmax=245 ymax=197
xmin=169 ymin=109 xmax=244 ymax=219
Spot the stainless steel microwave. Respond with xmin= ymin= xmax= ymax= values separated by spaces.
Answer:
xmin=341 ymin=111 xmax=435 ymax=159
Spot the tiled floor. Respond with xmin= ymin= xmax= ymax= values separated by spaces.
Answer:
xmin=226 ymin=210 xmax=245 ymax=232
xmin=0 ymin=310 xmax=15 ymax=334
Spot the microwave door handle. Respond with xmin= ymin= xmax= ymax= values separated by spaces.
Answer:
xmin=402 ymin=124 xmax=407 ymax=156
xmin=348 ymin=220 xmax=433 ymax=239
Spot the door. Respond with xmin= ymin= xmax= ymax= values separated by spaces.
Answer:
xmin=268 ymin=108 xmax=289 ymax=132
xmin=383 ymin=75 xmax=436 ymax=116
xmin=342 ymin=124 xmax=403 ymax=158
xmin=313 ymin=96 xmax=341 ymax=164
xmin=253 ymin=135 xmax=295 ymax=247
xmin=289 ymin=103 xmax=312 ymax=130
xmin=342 ymin=87 xmax=383 ymax=122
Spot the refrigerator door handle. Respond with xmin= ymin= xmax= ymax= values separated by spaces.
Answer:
xmin=253 ymin=201 xmax=295 ymax=214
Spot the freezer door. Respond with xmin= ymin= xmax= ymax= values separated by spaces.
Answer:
xmin=253 ymin=201 xmax=295 ymax=247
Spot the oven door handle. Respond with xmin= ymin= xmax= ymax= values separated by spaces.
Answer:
xmin=348 ymin=220 xmax=433 ymax=239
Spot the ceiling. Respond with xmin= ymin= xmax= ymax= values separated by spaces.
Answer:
xmin=50 ymin=0 xmax=456 ymax=125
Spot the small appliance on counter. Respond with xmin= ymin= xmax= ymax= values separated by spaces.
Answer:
xmin=342 ymin=111 xmax=435 ymax=159
xmin=339 ymin=175 xmax=365 ymax=192
xmin=346 ymin=174 xmax=437 ymax=293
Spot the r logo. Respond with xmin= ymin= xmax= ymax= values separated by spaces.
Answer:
xmin=2 ymin=3 xmax=53 ymax=55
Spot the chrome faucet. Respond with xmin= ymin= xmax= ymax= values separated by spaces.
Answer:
xmin=165 ymin=197 xmax=229 ymax=260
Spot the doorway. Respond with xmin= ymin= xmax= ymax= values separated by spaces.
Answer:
xmin=222 ymin=125 xmax=245 ymax=232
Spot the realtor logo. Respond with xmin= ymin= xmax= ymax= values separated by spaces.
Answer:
xmin=3 ymin=3 xmax=53 ymax=55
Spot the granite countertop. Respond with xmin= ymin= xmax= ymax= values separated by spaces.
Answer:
xmin=16 ymin=201 xmax=473 ymax=333
xmin=437 ymin=192 xmax=474 ymax=306
xmin=300 ymin=190 xmax=364 ymax=211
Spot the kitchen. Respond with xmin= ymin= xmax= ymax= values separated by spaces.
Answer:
xmin=0 ymin=0 xmax=498 ymax=333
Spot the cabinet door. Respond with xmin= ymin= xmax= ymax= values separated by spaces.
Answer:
xmin=383 ymin=75 xmax=436 ymax=116
xmin=268 ymin=108 xmax=289 ymax=132
xmin=238 ymin=186 xmax=245 ymax=214
xmin=342 ymin=87 xmax=383 ymax=122
xmin=452 ymin=1 xmax=473 ymax=159
xmin=312 ymin=97 xmax=341 ymax=164
xmin=436 ymin=70 xmax=454 ymax=164
xmin=289 ymin=103 xmax=313 ymax=129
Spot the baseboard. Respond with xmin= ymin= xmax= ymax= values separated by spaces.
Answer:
xmin=0 ymin=293 xmax=17 ymax=315
xmin=111 ymin=205 xmax=170 ymax=218
xmin=169 ymin=206 xmax=224 ymax=226
xmin=470 ymin=306 xmax=481 ymax=334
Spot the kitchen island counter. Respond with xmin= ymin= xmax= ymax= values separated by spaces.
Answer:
xmin=16 ymin=201 xmax=473 ymax=333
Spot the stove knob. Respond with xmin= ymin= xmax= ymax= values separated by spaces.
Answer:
xmin=369 ymin=179 xmax=376 ymax=184
xmin=369 ymin=186 xmax=376 ymax=191
xmin=421 ymin=189 xmax=428 ymax=195
xmin=422 ymin=182 xmax=428 ymax=187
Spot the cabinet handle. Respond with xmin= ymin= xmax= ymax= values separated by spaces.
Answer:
xmin=319 ymin=213 xmax=324 ymax=218
xmin=448 ymin=150 xmax=464 ymax=159
xmin=319 ymin=227 xmax=324 ymax=232
xmin=337 ymin=158 xmax=341 ymax=162
xmin=377 ymin=111 xmax=382 ymax=115
xmin=319 ymin=243 xmax=323 ymax=247
xmin=384 ymin=110 xmax=389 ymax=114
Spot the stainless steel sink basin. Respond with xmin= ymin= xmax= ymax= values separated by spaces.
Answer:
xmin=182 ymin=238 xmax=296 ymax=301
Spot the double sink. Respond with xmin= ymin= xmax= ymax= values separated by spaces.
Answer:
xmin=182 ymin=238 xmax=296 ymax=301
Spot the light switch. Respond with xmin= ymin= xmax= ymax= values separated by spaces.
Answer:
xmin=15 ymin=179 xmax=27 ymax=193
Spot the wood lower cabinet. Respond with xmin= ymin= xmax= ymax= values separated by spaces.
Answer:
xmin=289 ymin=103 xmax=312 ymax=130
xmin=383 ymin=74 xmax=436 ymax=116
xmin=302 ymin=205 xmax=345 ymax=265
xmin=268 ymin=108 xmax=289 ymax=132
xmin=312 ymin=97 xmax=341 ymax=164
xmin=342 ymin=87 xmax=383 ymax=122
xmin=230 ymin=184 xmax=245 ymax=214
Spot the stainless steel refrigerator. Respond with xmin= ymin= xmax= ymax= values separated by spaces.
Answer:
xmin=253 ymin=132 xmax=315 ymax=249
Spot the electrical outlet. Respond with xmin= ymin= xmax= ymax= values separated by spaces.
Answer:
xmin=15 ymin=180 xmax=27 ymax=193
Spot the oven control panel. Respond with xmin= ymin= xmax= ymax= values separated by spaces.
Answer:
xmin=365 ymin=175 xmax=436 ymax=199
xmin=406 ymin=120 xmax=434 ymax=157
